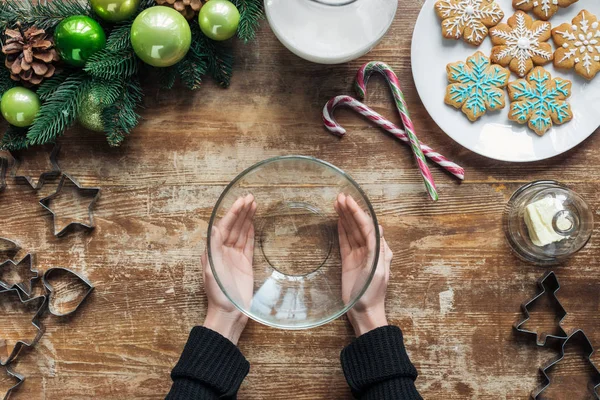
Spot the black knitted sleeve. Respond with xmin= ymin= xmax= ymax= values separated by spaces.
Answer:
xmin=340 ymin=326 xmax=422 ymax=400
xmin=166 ymin=326 xmax=250 ymax=400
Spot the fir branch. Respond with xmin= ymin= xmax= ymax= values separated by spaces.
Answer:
xmin=36 ymin=71 xmax=71 ymax=100
xmin=102 ymin=78 xmax=143 ymax=147
xmin=158 ymin=66 xmax=178 ymax=90
xmin=90 ymin=78 xmax=123 ymax=105
xmin=0 ymin=56 xmax=16 ymax=97
xmin=0 ymin=125 xmax=29 ymax=151
xmin=233 ymin=0 xmax=264 ymax=43
xmin=188 ymin=24 xmax=233 ymax=88
xmin=84 ymin=50 xmax=139 ymax=80
xmin=1 ymin=0 xmax=92 ymax=31
xmin=105 ymin=21 xmax=133 ymax=51
xmin=27 ymin=72 xmax=92 ymax=145
xmin=177 ymin=58 xmax=206 ymax=90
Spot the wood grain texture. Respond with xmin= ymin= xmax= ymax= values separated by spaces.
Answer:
xmin=1 ymin=1 xmax=600 ymax=398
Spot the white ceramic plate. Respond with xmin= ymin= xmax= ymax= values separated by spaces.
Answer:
xmin=411 ymin=0 xmax=600 ymax=162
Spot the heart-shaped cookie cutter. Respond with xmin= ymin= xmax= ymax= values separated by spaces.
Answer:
xmin=42 ymin=268 xmax=94 ymax=317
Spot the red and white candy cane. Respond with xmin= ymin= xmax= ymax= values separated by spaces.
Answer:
xmin=356 ymin=61 xmax=438 ymax=200
xmin=323 ymin=95 xmax=465 ymax=181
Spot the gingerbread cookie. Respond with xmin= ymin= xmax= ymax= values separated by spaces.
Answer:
xmin=508 ymin=67 xmax=572 ymax=135
xmin=490 ymin=11 xmax=553 ymax=77
xmin=445 ymin=51 xmax=510 ymax=121
xmin=435 ymin=0 xmax=505 ymax=46
xmin=552 ymin=10 xmax=600 ymax=80
xmin=512 ymin=0 xmax=578 ymax=21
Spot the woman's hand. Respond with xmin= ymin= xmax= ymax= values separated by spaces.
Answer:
xmin=202 ymin=194 xmax=257 ymax=345
xmin=335 ymin=193 xmax=392 ymax=337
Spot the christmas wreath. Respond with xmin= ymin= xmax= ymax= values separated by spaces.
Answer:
xmin=0 ymin=0 xmax=264 ymax=150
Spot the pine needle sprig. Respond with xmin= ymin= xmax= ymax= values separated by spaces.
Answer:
xmin=0 ymin=125 xmax=29 ymax=151
xmin=27 ymin=72 xmax=92 ymax=145
xmin=105 ymin=21 xmax=134 ymax=51
xmin=158 ymin=66 xmax=178 ymax=90
xmin=0 ymin=56 xmax=16 ymax=97
xmin=233 ymin=0 xmax=264 ymax=43
xmin=90 ymin=78 xmax=124 ymax=105
xmin=102 ymin=78 xmax=143 ymax=147
xmin=189 ymin=25 xmax=233 ymax=88
xmin=84 ymin=50 xmax=139 ymax=80
xmin=36 ymin=71 xmax=72 ymax=100
xmin=0 ymin=0 xmax=92 ymax=31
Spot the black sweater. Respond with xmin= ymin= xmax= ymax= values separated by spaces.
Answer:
xmin=166 ymin=325 xmax=422 ymax=399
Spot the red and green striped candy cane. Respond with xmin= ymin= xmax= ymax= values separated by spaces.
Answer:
xmin=355 ymin=61 xmax=438 ymax=201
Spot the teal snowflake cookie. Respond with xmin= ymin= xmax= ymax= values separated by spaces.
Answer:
xmin=445 ymin=51 xmax=510 ymax=121
xmin=508 ymin=67 xmax=573 ymax=136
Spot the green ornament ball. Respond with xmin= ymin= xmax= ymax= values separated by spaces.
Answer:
xmin=131 ymin=6 xmax=191 ymax=68
xmin=77 ymin=91 xmax=105 ymax=132
xmin=198 ymin=0 xmax=240 ymax=41
xmin=1 ymin=87 xmax=41 ymax=128
xmin=91 ymin=0 xmax=140 ymax=22
xmin=54 ymin=15 xmax=107 ymax=67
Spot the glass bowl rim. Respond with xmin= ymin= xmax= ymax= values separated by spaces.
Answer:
xmin=207 ymin=155 xmax=380 ymax=330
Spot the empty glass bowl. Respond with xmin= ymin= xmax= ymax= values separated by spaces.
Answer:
xmin=208 ymin=156 xmax=379 ymax=329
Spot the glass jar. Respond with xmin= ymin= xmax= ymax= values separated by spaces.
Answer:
xmin=503 ymin=181 xmax=593 ymax=265
xmin=265 ymin=0 xmax=398 ymax=64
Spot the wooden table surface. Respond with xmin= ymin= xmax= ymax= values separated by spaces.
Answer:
xmin=1 ymin=1 xmax=600 ymax=398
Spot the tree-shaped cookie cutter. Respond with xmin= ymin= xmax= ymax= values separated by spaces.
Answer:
xmin=0 ymin=254 xmax=39 ymax=298
xmin=42 ymin=268 xmax=94 ymax=317
xmin=0 ymin=288 xmax=46 ymax=366
xmin=514 ymin=271 xmax=568 ymax=346
xmin=39 ymin=173 xmax=101 ymax=237
xmin=0 ymin=365 xmax=24 ymax=400
xmin=10 ymin=144 xmax=61 ymax=190
xmin=532 ymin=329 xmax=600 ymax=399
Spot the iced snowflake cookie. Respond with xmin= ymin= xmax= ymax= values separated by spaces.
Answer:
xmin=508 ymin=67 xmax=573 ymax=135
xmin=445 ymin=51 xmax=510 ymax=121
xmin=435 ymin=0 xmax=505 ymax=46
xmin=552 ymin=10 xmax=600 ymax=80
xmin=490 ymin=11 xmax=553 ymax=77
xmin=513 ymin=0 xmax=578 ymax=21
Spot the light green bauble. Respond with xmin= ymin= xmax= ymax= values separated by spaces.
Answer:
xmin=91 ymin=0 xmax=140 ymax=22
xmin=1 ymin=87 xmax=41 ymax=128
xmin=199 ymin=0 xmax=240 ymax=41
xmin=131 ymin=6 xmax=191 ymax=67
xmin=77 ymin=90 xmax=105 ymax=132
xmin=54 ymin=15 xmax=107 ymax=67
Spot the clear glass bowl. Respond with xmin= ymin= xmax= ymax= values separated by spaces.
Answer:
xmin=503 ymin=180 xmax=593 ymax=265
xmin=208 ymin=156 xmax=379 ymax=329
xmin=265 ymin=0 xmax=398 ymax=64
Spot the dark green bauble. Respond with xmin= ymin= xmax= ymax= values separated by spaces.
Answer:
xmin=54 ymin=16 xmax=107 ymax=67
xmin=77 ymin=90 xmax=105 ymax=132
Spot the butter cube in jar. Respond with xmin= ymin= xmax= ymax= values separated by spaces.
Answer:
xmin=504 ymin=181 xmax=593 ymax=265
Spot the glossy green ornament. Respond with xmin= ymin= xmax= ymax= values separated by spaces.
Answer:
xmin=131 ymin=6 xmax=191 ymax=67
xmin=77 ymin=90 xmax=105 ymax=132
xmin=91 ymin=0 xmax=140 ymax=22
xmin=54 ymin=16 xmax=107 ymax=67
xmin=1 ymin=87 xmax=41 ymax=128
xmin=198 ymin=0 xmax=240 ymax=41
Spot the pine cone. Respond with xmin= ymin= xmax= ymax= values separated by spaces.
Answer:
xmin=156 ymin=0 xmax=205 ymax=20
xmin=2 ymin=26 xmax=60 ymax=86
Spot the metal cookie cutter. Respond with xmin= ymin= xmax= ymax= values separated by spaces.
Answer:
xmin=532 ymin=329 xmax=600 ymax=399
xmin=10 ymin=144 xmax=61 ymax=190
xmin=0 ymin=238 xmax=20 ymax=265
xmin=0 ymin=254 xmax=39 ymax=297
xmin=0 ymin=365 xmax=24 ymax=400
xmin=514 ymin=271 xmax=568 ymax=346
xmin=42 ymin=267 xmax=94 ymax=317
xmin=0 ymin=288 xmax=46 ymax=366
xmin=39 ymin=173 xmax=101 ymax=237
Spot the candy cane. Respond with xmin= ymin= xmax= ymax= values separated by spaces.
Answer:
xmin=323 ymin=96 xmax=465 ymax=181
xmin=356 ymin=61 xmax=438 ymax=201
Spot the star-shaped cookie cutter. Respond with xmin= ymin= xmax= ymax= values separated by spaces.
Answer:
xmin=532 ymin=329 xmax=600 ymax=399
xmin=42 ymin=267 xmax=94 ymax=317
xmin=10 ymin=144 xmax=61 ymax=190
xmin=514 ymin=271 xmax=568 ymax=347
xmin=0 ymin=254 xmax=39 ymax=297
xmin=39 ymin=173 xmax=101 ymax=237
xmin=0 ymin=288 xmax=46 ymax=366
xmin=0 ymin=365 xmax=24 ymax=400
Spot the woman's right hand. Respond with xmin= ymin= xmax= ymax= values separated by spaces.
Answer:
xmin=335 ymin=193 xmax=392 ymax=337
